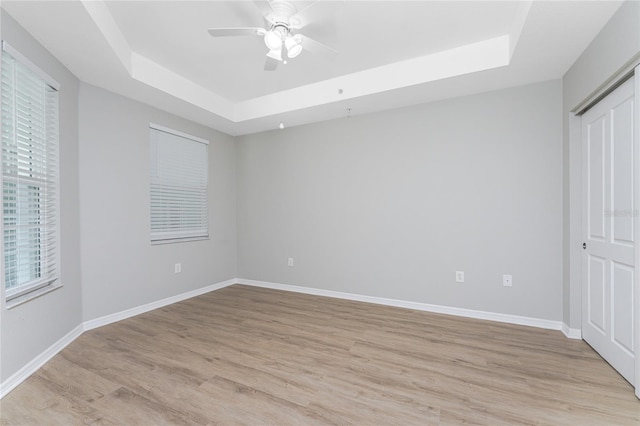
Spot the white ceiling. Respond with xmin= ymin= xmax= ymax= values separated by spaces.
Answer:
xmin=108 ymin=0 xmax=521 ymax=101
xmin=1 ymin=1 xmax=623 ymax=136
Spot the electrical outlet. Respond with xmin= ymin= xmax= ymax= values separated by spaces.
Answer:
xmin=503 ymin=274 xmax=512 ymax=287
xmin=287 ymin=257 xmax=294 ymax=267
xmin=455 ymin=271 xmax=464 ymax=283
xmin=174 ymin=263 xmax=182 ymax=273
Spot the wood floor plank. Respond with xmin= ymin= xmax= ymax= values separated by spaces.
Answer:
xmin=2 ymin=284 xmax=639 ymax=425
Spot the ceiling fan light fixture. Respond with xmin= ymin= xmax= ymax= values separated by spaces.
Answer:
xmin=264 ymin=30 xmax=282 ymax=50
xmin=266 ymin=47 xmax=283 ymax=62
xmin=206 ymin=2 xmax=338 ymax=71
xmin=285 ymin=35 xmax=303 ymax=59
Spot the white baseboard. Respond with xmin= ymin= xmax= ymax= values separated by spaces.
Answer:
xmin=561 ymin=323 xmax=582 ymax=339
xmin=0 ymin=324 xmax=83 ymax=399
xmin=0 ymin=278 xmax=235 ymax=399
xmin=1 ymin=277 xmax=577 ymax=400
xmin=237 ymin=278 xmax=566 ymax=332
xmin=83 ymin=279 xmax=236 ymax=331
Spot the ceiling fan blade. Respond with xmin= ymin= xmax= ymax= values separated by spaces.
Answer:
xmin=290 ymin=0 xmax=319 ymax=27
xmin=264 ymin=56 xmax=279 ymax=71
xmin=299 ymin=34 xmax=338 ymax=58
xmin=253 ymin=0 xmax=274 ymax=16
xmin=291 ymin=1 xmax=343 ymax=29
xmin=208 ymin=27 xmax=265 ymax=37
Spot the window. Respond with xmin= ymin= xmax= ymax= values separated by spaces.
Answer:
xmin=1 ymin=42 xmax=60 ymax=303
xmin=150 ymin=124 xmax=209 ymax=243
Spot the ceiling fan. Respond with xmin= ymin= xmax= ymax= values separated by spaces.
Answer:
xmin=207 ymin=0 xmax=337 ymax=71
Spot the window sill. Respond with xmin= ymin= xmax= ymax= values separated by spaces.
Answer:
xmin=6 ymin=282 xmax=62 ymax=310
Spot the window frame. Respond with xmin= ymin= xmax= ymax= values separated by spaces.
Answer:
xmin=149 ymin=123 xmax=209 ymax=245
xmin=1 ymin=41 xmax=61 ymax=308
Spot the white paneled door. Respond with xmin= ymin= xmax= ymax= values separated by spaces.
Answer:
xmin=582 ymin=77 xmax=636 ymax=386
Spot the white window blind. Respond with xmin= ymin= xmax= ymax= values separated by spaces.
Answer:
xmin=150 ymin=124 xmax=209 ymax=243
xmin=2 ymin=42 xmax=60 ymax=301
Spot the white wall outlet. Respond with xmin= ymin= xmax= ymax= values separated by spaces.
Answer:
xmin=503 ymin=274 xmax=512 ymax=287
xmin=287 ymin=257 xmax=294 ymax=267
xmin=174 ymin=263 xmax=182 ymax=273
xmin=455 ymin=271 xmax=464 ymax=283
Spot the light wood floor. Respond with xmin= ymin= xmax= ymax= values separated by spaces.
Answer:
xmin=1 ymin=284 xmax=639 ymax=425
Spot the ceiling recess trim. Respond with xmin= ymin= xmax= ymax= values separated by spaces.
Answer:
xmin=81 ymin=0 xmax=527 ymax=124
xmin=235 ymin=35 xmax=511 ymax=121
xmin=81 ymin=0 xmax=132 ymax=74
xmin=131 ymin=52 xmax=233 ymax=118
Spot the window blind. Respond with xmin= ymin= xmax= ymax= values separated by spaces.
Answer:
xmin=150 ymin=125 xmax=209 ymax=243
xmin=2 ymin=43 xmax=60 ymax=300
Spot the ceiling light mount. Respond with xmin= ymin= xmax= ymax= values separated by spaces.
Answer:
xmin=266 ymin=1 xmax=298 ymax=25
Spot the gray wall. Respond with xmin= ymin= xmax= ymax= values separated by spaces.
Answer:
xmin=563 ymin=0 xmax=640 ymax=329
xmin=237 ymin=80 xmax=563 ymax=321
xmin=0 ymin=11 xmax=82 ymax=382
xmin=78 ymin=83 xmax=237 ymax=321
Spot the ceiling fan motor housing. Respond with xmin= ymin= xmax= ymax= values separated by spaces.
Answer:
xmin=267 ymin=0 xmax=298 ymax=26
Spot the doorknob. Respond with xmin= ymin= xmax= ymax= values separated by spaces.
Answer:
xmin=583 ymin=242 xmax=587 ymax=250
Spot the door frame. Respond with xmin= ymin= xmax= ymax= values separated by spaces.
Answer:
xmin=634 ymin=67 xmax=640 ymax=396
